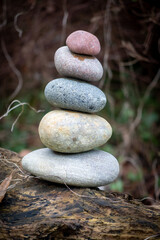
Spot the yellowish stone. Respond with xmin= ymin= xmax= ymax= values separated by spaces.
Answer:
xmin=38 ymin=110 xmax=112 ymax=153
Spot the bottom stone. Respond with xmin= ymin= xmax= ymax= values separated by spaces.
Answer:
xmin=22 ymin=148 xmax=119 ymax=187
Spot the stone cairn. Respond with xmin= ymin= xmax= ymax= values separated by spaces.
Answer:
xmin=22 ymin=30 xmax=119 ymax=187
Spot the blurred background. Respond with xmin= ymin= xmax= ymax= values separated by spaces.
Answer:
xmin=0 ymin=0 xmax=160 ymax=201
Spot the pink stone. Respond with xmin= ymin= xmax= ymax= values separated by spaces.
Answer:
xmin=66 ymin=30 xmax=101 ymax=56
xmin=54 ymin=46 xmax=103 ymax=82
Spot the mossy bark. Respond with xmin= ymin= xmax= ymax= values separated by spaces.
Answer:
xmin=0 ymin=148 xmax=160 ymax=240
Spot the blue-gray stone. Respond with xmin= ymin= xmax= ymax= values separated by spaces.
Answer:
xmin=22 ymin=148 xmax=119 ymax=187
xmin=44 ymin=78 xmax=106 ymax=113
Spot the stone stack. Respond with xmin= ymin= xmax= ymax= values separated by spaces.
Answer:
xmin=22 ymin=30 xmax=119 ymax=187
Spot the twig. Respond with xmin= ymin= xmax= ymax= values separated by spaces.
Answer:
xmin=138 ymin=196 xmax=159 ymax=204
xmin=99 ymin=0 xmax=113 ymax=89
xmin=120 ymin=59 xmax=139 ymax=67
xmin=152 ymin=159 xmax=159 ymax=201
xmin=60 ymin=0 xmax=68 ymax=45
xmin=144 ymin=233 xmax=160 ymax=240
xmin=0 ymin=99 xmax=44 ymax=132
xmin=122 ymin=41 xmax=150 ymax=62
xmin=0 ymin=0 xmax=7 ymax=29
xmin=35 ymin=175 xmax=122 ymax=203
xmin=1 ymin=39 xmax=23 ymax=100
xmin=11 ymin=104 xmax=24 ymax=132
xmin=106 ymin=93 xmax=115 ymax=119
xmin=14 ymin=12 xmax=25 ymax=38
xmin=121 ymin=155 xmax=147 ymax=196
xmin=121 ymin=157 xmax=141 ymax=173
xmin=0 ymin=157 xmax=28 ymax=176
xmin=130 ymin=68 xmax=160 ymax=133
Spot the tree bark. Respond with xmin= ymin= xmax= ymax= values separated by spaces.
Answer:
xmin=0 ymin=148 xmax=160 ymax=240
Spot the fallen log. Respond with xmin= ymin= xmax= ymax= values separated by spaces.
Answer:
xmin=0 ymin=148 xmax=160 ymax=240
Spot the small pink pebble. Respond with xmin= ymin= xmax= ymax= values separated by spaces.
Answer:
xmin=66 ymin=30 xmax=101 ymax=56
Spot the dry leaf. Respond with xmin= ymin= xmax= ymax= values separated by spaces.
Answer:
xmin=0 ymin=173 xmax=12 ymax=203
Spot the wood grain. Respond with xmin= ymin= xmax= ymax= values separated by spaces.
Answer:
xmin=0 ymin=148 xmax=160 ymax=240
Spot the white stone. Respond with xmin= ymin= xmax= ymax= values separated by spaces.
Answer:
xmin=22 ymin=148 xmax=119 ymax=187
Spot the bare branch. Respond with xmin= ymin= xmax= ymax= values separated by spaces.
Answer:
xmin=1 ymin=39 xmax=23 ymax=100
xmin=14 ymin=12 xmax=25 ymax=38
xmin=99 ymin=0 xmax=113 ymax=89
xmin=0 ymin=0 xmax=7 ymax=29
xmin=32 ymin=175 xmax=121 ymax=202
xmin=120 ymin=59 xmax=139 ymax=67
xmin=130 ymin=68 xmax=160 ymax=133
xmin=0 ymin=99 xmax=44 ymax=132
xmin=152 ymin=159 xmax=159 ymax=201
xmin=144 ymin=234 xmax=160 ymax=240
xmin=60 ymin=0 xmax=68 ymax=45
xmin=122 ymin=41 xmax=150 ymax=62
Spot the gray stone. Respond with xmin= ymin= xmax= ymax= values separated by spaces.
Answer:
xmin=38 ymin=110 xmax=112 ymax=153
xmin=22 ymin=148 xmax=119 ymax=187
xmin=44 ymin=78 xmax=106 ymax=113
xmin=54 ymin=46 xmax=103 ymax=81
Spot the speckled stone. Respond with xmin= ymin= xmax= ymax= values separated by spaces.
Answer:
xmin=44 ymin=78 xmax=106 ymax=113
xmin=54 ymin=46 xmax=103 ymax=82
xmin=38 ymin=110 xmax=112 ymax=153
xmin=22 ymin=148 xmax=119 ymax=187
xmin=66 ymin=30 xmax=101 ymax=56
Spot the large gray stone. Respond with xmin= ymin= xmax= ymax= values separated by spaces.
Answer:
xmin=44 ymin=78 xmax=106 ymax=113
xmin=54 ymin=46 xmax=103 ymax=81
xmin=22 ymin=148 xmax=119 ymax=187
xmin=38 ymin=110 xmax=112 ymax=153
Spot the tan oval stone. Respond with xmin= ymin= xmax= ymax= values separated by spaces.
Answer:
xmin=38 ymin=110 xmax=112 ymax=153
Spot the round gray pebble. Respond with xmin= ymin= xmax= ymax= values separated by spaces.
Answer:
xmin=54 ymin=46 xmax=103 ymax=81
xmin=22 ymin=148 xmax=119 ymax=187
xmin=44 ymin=78 xmax=107 ymax=113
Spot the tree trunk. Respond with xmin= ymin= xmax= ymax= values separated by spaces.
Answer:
xmin=0 ymin=148 xmax=160 ymax=240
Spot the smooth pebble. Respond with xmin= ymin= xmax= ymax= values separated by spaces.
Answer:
xmin=22 ymin=148 xmax=119 ymax=187
xmin=38 ymin=110 xmax=112 ymax=153
xmin=66 ymin=30 xmax=101 ymax=56
xmin=44 ymin=78 xmax=106 ymax=113
xmin=54 ymin=46 xmax=103 ymax=82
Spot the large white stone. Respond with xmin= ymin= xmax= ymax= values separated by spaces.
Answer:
xmin=22 ymin=148 xmax=119 ymax=187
